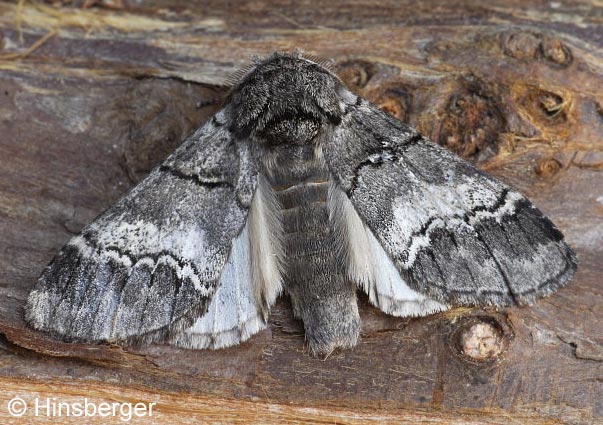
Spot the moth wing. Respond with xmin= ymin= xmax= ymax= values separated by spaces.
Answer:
xmin=170 ymin=226 xmax=262 ymax=349
xmin=325 ymin=95 xmax=577 ymax=314
xmin=169 ymin=175 xmax=283 ymax=349
xmin=26 ymin=110 xmax=281 ymax=346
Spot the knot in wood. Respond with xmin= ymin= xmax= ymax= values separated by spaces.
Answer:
xmin=502 ymin=31 xmax=573 ymax=68
xmin=335 ymin=60 xmax=375 ymax=89
xmin=538 ymin=92 xmax=565 ymax=117
xmin=535 ymin=157 xmax=562 ymax=177
xmin=438 ymin=91 xmax=505 ymax=163
xmin=540 ymin=37 xmax=573 ymax=67
xmin=503 ymin=31 xmax=541 ymax=60
xmin=460 ymin=322 xmax=504 ymax=361
xmin=374 ymin=86 xmax=410 ymax=122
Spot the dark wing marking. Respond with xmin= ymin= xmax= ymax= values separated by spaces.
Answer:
xmin=26 ymin=109 xmax=261 ymax=343
xmin=324 ymin=94 xmax=577 ymax=307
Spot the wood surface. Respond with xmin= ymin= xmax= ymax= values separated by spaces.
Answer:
xmin=0 ymin=1 xmax=601 ymax=423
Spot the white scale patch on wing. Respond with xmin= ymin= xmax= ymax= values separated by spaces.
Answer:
xmin=385 ymin=173 xmax=524 ymax=268
xmin=174 ymin=225 xmax=267 ymax=349
xmin=329 ymin=180 xmax=448 ymax=317
xmin=90 ymin=219 xmax=209 ymax=259
xmin=67 ymin=220 xmax=211 ymax=293
xmin=248 ymin=174 xmax=284 ymax=310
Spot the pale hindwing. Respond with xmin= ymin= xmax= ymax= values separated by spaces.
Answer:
xmin=170 ymin=176 xmax=284 ymax=349
xmin=329 ymin=180 xmax=448 ymax=316
xmin=323 ymin=92 xmax=577 ymax=308
xmin=25 ymin=109 xmax=267 ymax=343
xmin=172 ymin=225 xmax=262 ymax=349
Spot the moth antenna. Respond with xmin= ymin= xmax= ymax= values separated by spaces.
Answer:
xmin=319 ymin=58 xmax=336 ymax=70
xmin=224 ymin=62 xmax=256 ymax=87
xmin=302 ymin=53 xmax=321 ymax=62
xmin=301 ymin=52 xmax=335 ymax=70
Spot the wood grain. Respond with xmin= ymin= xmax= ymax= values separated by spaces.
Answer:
xmin=0 ymin=1 xmax=601 ymax=423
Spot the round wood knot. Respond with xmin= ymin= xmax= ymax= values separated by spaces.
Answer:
xmin=535 ymin=157 xmax=562 ymax=177
xmin=460 ymin=322 xmax=505 ymax=361
xmin=540 ymin=37 xmax=573 ymax=67
xmin=438 ymin=90 xmax=505 ymax=163
xmin=379 ymin=97 xmax=404 ymax=119
xmin=538 ymin=92 xmax=565 ymax=118
xmin=503 ymin=31 xmax=541 ymax=60
xmin=522 ymin=88 xmax=570 ymax=125
xmin=502 ymin=31 xmax=573 ymax=68
xmin=373 ymin=86 xmax=411 ymax=122
xmin=335 ymin=60 xmax=376 ymax=89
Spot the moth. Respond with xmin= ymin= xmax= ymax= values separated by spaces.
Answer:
xmin=26 ymin=52 xmax=577 ymax=356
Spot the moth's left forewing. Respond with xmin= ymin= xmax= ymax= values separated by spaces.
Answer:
xmin=26 ymin=110 xmax=281 ymax=347
xmin=170 ymin=173 xmax=284 ymax=349
xmin=324 ymin=91 xmax=577 ymax=312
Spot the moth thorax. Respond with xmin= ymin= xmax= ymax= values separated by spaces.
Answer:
xmin=258 ymin=116 xmax=321 ymax=146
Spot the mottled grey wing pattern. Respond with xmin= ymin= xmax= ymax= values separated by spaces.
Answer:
xmin=26 ymin=110 xmax=260 ymax=342
xmin=324 ymin=96 xmax=577 ymax=307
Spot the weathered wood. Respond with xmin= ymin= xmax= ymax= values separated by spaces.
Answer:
xmin=0 ymin=1 xmax=601 ymax=423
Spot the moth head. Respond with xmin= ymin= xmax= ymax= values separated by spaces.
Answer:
xmin=225 ymin=52 xmax=345 ymax=146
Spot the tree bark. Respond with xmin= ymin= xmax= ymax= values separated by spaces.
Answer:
xmin=0 ymin=1 xmax=601 ymax=423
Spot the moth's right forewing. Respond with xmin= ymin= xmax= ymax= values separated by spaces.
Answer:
xmin=26 ymin=114 xmax=262 ymax=344
xmin=324 ymin=96 xmax=577 ymax=310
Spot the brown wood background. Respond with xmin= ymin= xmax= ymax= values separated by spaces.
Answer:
xmin=0 ymin=1 xmax=602 ymax=423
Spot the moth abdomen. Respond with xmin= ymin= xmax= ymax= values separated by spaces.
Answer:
xmin=267 ymin=144 xmax=360 ymax=356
